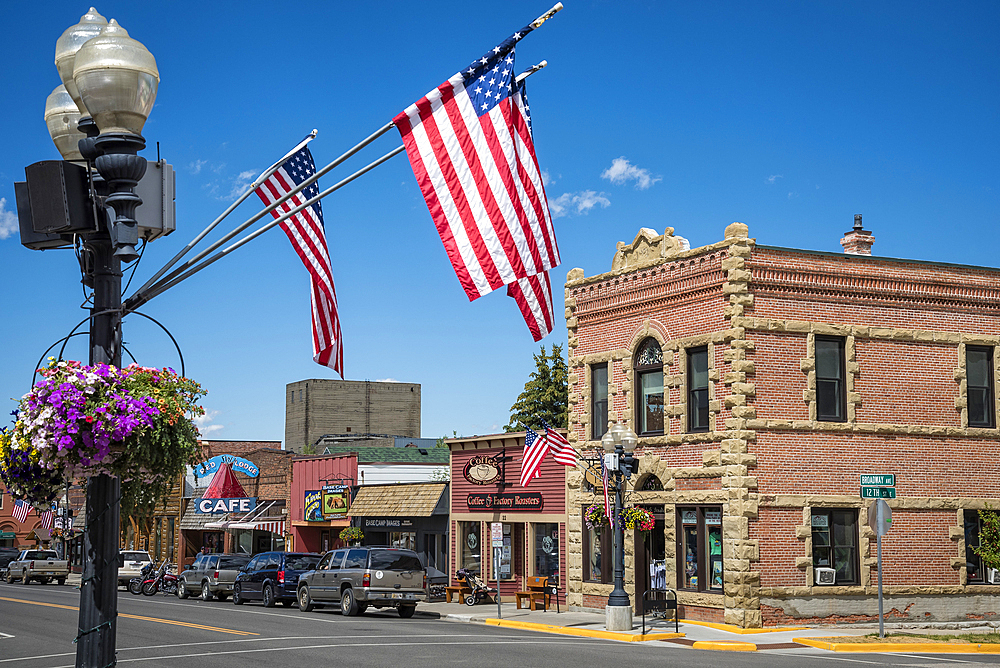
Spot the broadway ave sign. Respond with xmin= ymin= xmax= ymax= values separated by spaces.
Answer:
xmin=467 ymin=493 xmax=543 ymax=511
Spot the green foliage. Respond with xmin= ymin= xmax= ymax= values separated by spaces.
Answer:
xmin=973 ymin=504 xmax=1000 ymax=571
xmin=505 ymin=344 xmax=568 ymax=432
xmin=301 ymin=442 xmax=319 ymax=455
xmin=435 ymin=431 xmax=457 ymax=448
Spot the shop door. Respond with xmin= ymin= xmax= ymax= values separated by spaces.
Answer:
xmin=634 ymin=506 xmax=665 ymax=596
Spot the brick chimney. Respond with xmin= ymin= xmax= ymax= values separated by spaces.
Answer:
xmin=840 ymin=214 xmax=874 ymax=255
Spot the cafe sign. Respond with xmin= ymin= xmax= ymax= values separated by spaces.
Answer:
xmin=463 ymin=454 xmax=503 ymax=485
xmin=467 ymin=492 xmax=543 ymax=511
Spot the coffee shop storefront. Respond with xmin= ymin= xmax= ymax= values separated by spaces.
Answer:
xmin=448 ymin=433 xmax=567 ymax=604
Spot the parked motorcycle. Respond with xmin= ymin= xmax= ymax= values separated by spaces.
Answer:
xmin=128 ymin=562 xmax=155 ymax=595
xmin=141 ymin=560 xmax=178 ymax=596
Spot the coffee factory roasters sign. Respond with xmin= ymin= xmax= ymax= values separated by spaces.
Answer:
xmin=467 ymin=493 xmax=543 ymax=510
xmin=463 ymin=454 xmax=503 ymax=485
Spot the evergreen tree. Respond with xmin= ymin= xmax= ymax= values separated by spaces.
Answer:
xmin=505 ymin=344 xmax=568 ymax=432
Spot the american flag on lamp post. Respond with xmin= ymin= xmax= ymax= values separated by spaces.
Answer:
xmin=255 ymin=144 xmax=343 ymax=376
xmin=394 ymin=24 xmax=560 ymax=341
xmin=12 ymin=499 xmax=30 ymax=524
xmin=39 ymin=509 xmax=53 ymax=530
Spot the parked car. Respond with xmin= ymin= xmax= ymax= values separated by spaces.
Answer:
xmin=177 ymin=553 xmax=251 ymax=601
xmin=117 ymin=550 xmax=152 ymax=588
xmin=297 ymin=547 xmax=426 ymax=618
xmin=0 ymin=547 xmax=20 ymax=577
xmin=5 ymin=549 xmax=69 ymax=585
xmin=233 ymin=551 xmax=322 ymax=607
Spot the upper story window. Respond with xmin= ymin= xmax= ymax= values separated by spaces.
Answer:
xmin=687 ymin=346 xmax=709 ymax=432
xmin=968 ymin=346 xmax=995 ymax=428
xmin=591 ymin=363 xmax=609 ymax=440
xmin=815 ymin=336 xmax=846 ymax=422
xmin=634 ymin=338 xmax=664 ymax=435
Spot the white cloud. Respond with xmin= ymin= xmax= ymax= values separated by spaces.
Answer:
xmin=549 ymin=190 xmax=611 ymax=218
xmin=0 ymin=198 xmax=17 ymax=240
xmin=212 ymin=170 xmax=257 ymax=202
xmin=193 ymin=409 xmax=224 ymax=437
xmin=787 ymin=192 xmax=797 ymax=200
xmin=600 ymin=157 xmax=660 ymax=190
xmin=766 ymin=174 xmax=783 ymax=184
xmin=374 ymin=377 xmax=400 ymax=383
xmin=541 ymin=170 xmax=555 ymax=187
xmin=189 ymin=159 xmax=208 ymax=174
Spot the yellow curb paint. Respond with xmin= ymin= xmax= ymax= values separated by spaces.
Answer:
xmin=0 ymin=596 xmax=257 ymax=637
xmin=793 ymin=637 xmax=1000 ymax=654
xmin=681 ymin=619 xmax=807 ymax=634
xmin=692 ymin=640 xmax=757 ymax=651
xmin=484 ymin=618 xmax=684 ymax=642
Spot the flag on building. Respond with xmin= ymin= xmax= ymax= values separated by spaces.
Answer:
xmin=393 ymin=23 xmax=560 ymax=339
xmin=255 ymin=144 xmax=343 ymax=376
xmin=39 ymin=509 xmax=53 ymax=529
xmin=600 ymin=456 xmax=612 ymax=527
xmin=520 ymin=428 xmax=550 ymax=487
xmin=541 ymin=422 xmax=576 ymax=465
xmin=12 ymin=498 xmax=29 ymax=524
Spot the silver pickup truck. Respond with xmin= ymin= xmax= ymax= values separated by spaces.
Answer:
xmin=297 ymin=547 xmax=426 ymax=618
xmin=177 ymin=553 xmax=251 ymax=601
xmin=6 ymin=549 xmax=69 ymax=585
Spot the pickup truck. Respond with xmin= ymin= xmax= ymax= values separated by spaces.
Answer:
xmin=5 ymin=549 xmax=69 ymax=585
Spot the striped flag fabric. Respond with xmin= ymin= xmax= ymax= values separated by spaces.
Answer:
xmin=39 ymin=509 xmax=53 ymax=529
xmin=541 ymin=423 xmax=576 ymax=466
xmin=255 ymin=144 xmax=343 ymax=376
xmin=507 ymin=269 xmax=554 ymax=342
xmin=12 ymin=498 xmax=29 ymax=523
xmin=519 ymin=428 xmax=550 ymax=488
xmin=601 ymin=456 xmax=612 ymax=526
xmin=393 ymin=24 xmax=561 ymax=326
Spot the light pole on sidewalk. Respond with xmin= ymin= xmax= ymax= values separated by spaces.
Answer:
xmin=601 ymin=422 xmax=638 ymax=632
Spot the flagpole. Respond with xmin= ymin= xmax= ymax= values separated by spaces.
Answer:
xmin=126 ymin=145 xmax=406 ymax=311
xmin=132 ymin=130 xmax=318 ymax=300
xmin=515 ymin=61 xmax=547 ymax=84
xmin=531 ymin=3 xmax=563 ymax=29
xmin=128 ymin=123 xmax=395 ymax=305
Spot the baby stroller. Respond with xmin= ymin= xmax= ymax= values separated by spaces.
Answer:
xmin=456 ymin=568 xmax=496 ymax=606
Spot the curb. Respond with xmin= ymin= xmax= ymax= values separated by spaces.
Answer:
xmin=794 ymin=637 xmax=1000 ymax=654
xmin=681 ymin=619 xmax=807 ymax=635
xmin=691 ymin=640 xmax=757 ymax=651
xmin=484 ymin=618 xmax=685 ymax=642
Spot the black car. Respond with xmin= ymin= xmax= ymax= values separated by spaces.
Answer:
xmin=233 ymin=551 xmax=322 ymax=607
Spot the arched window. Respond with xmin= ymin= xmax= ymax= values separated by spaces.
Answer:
xmin=634 ymin=338 xmax=664 ymax=435
xmin=641 ymin=475 xmax=664 ymax=491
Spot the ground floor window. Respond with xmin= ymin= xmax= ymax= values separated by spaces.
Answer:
xmin=583 ymin=508 xmax=611 ymax=583
xmin=390 ymin=531 xmax=416 ymax=550
xmin=965 ymin=509 xmax=987 ymax=584
xmin=202 ymin=531 xmax=223 ymax=553
xmin=459 ymin=521 xmax=481 ymax=573
xmin=533 ymin=523 xmax=559 ymax=580
xmin=677 ymin=506 xmax=723 ymax=591
xmin=811 ymin=508 xmax=859 ymax=585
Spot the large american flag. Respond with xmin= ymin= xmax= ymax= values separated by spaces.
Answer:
xmin=255 ymin=145 xmax=343 ymax=376
xmin=394 ymin=26 xmax=560 ymax=339
xmin=12 ymin=498 xmax=29 ymax=523
xmin=541 ymin=422 xmax=576 ymax=466
xmin=519 ymin=428 xmax=550 ymax=488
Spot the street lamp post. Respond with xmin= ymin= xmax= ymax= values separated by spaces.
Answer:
xmin=601 ymin=422 xmax=638 ymax=632
xmin=48 ymin=10 xmax=159 ymax=667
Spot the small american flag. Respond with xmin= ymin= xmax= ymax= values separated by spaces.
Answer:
xmin=601 ymin=456 xmax=612 ymax=527
xmin=255 ymin=144 xmax=343 ymax=376
xmin=394 ymin=23 xmax=560 ymax=339
xmin=12 ymin=499 xmax=29 ymax=524
xmin=519 ymin=428 xmax=550 ymax=488
xmin=39 ymin=509 xmax=53 ymax=529
xmin=541 ymin=422 xmax=576 ymax=466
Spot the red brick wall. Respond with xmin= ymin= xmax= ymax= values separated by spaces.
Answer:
xmin=877 ymin=510 xmax=956 ymax=586
xmin=750 ymin=332 xmax=810 ymax=422
xmin=752 ymin=507 xmax=804 ymax=587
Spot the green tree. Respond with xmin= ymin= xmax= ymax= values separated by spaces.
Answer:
xmin=973 ymin=505 xmax=1000 ymax=572
xmin=505 ymin=344 xmax=568 ymax=432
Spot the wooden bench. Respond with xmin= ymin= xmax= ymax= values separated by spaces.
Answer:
xmin=515 ymin=576 xmax=551 ymax=610
xmin=444 ymin=586 xmax=472 ymax=603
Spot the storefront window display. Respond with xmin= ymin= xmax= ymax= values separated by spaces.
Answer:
xmin=678 ymin=506 xmax=723 ymax=592
xmin=460 ymin=521 xmax=481 ymax=573
xmin=391 ymin=531 xmax=416 ymax=550
xmin=533 ymin=523 xmax=559 ymax=579
xmin=582 ymin=509 xmax=611 ymax=583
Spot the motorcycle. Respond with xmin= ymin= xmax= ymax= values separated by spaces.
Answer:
xmin=128 ymin=562 xmax=155 ymax=595
xmin=141 ymin=560 xmax=178 ymax=596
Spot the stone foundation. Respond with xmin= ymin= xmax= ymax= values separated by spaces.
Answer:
xmin=761 ymin=593 xmax=1000 ymax=626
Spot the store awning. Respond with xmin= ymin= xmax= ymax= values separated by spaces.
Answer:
xmin=347 ymin=483 xmax=447 ymax=518
xmin=227 ymin=520 xmax=285 ymax=534
xmin=0 ymin=531 xmax=16 ymax=539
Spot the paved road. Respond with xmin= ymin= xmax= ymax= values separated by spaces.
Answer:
xmin=3 ymin=580 xmax=1000 ymax=667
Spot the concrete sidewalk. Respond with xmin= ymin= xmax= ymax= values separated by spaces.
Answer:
xmin=417 ymin=600 xmax=1000 ymax=653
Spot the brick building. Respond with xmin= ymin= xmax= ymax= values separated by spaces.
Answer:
xmin=563 ymin=221 xmax=1000 ymax=627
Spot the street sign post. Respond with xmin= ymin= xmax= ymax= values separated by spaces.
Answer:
xmin=861 ymin=486 xmax=896 ymax=499
xmin=491 ymin=522 xmax=503 ymax=619
xmin=867 ymin=499 xmax=892 ymax=638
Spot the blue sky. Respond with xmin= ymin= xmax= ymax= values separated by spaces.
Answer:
xmin=1 ymin=1 xmax=997 ymax=444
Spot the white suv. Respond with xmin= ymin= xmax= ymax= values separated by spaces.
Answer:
xmin=118 ymin=550 xmax=152 ymax=587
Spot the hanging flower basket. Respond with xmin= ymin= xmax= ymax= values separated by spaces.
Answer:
xmin=340 ymin=526 xmax=364 ymax=544
xmin=585 ymin=504 xmax=608 ymax=530
xmin=1 ymin=359 xmax=205 ymax=506
xmin=621 ymin=506 xmax=655 ymax=532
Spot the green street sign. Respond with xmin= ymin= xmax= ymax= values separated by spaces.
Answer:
xmin=861 ymin=486 xmax=896 ymax=499
xmin=860 ymin=474 xmax=895 ymax=487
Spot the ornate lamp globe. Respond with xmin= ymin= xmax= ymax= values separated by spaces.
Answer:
xmin=54 ymin=7 xmax=108 ymax=114
xmin=44 ymin=84 xmax=86 ymax=160
xmin=72 ymin=19 xmax=159 ymax=136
